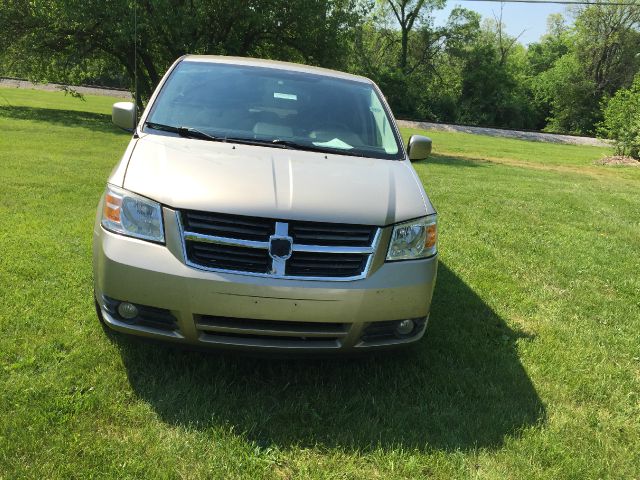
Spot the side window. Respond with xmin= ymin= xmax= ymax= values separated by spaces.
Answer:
xmin=369 ymin=91 xmax=398 ymax=154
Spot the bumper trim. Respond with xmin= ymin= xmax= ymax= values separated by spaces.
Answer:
xmin=100 ymin=308 xmax=185 ymax=340
xmin=195 ymin=316 xmax=349 ymax=339
xmin=198 ymin=332 xmax=342 ymax=350
xmin=355 ymin=316 xmax=428 ymax=348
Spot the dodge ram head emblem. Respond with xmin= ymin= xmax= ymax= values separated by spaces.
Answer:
xmin=269 ymin=235 xmax=293 ymax=260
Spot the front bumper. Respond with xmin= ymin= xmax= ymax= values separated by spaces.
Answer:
xmin=93 ymin=208 xmax=438 ymax=353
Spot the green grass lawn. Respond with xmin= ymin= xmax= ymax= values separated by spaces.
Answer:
xmin=1 ymin=88 xmax=639 ymax=479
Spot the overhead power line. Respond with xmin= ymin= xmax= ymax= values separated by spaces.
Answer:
xmin=458 ymin=0 xmax=638 ymax=5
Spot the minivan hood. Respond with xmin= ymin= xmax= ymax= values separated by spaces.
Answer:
xmin=122 ymin=134 xmax=432 ymax=226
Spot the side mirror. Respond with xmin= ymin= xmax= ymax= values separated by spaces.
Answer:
xmin=407 ymin=134 xmax=432 ymax=161
xmin=112 ymin=102 xmax=136 ymax=131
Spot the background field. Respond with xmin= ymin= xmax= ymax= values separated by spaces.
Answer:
xmin=1 ymin=88 xmax=638 ymax=479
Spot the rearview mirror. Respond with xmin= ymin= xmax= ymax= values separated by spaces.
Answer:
xmin=407 ymin=135 xmax=432 ymax=161
xmin=112 ymin=102 xmax=136 ymax=132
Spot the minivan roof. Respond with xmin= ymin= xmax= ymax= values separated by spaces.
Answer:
xmin=182 ymin=55 xmax=372 ymax=84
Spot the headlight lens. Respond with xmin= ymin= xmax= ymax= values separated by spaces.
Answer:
xmin=101 ymin=185 xmax=164 ymax=243
xmin=386 ymin=215 xmax=437 ymax=261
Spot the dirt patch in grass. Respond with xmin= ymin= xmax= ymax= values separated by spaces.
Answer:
xmin=596 ymin=155 xmax=640 ymax=166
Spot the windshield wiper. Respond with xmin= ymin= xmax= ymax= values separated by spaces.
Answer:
xmin=144 ymin=124 xmax=365 ymax=156
xmin=145 ymin=122 xmax=221 ymax=141
xmin=270 ymin=139 xmax=365 ymax=157
xmin=144 ymin=121 xmax=179 ymax=133
xmin=145 ymin=122 xmax=288 ymax=148
xmin=177 ymin=126 xmax=219 ymax=141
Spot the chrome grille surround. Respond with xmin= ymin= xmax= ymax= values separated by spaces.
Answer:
xmin=177 ymin=211 xmax=381 ymax=281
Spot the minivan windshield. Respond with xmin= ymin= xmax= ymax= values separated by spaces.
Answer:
xmin=145 ymin=61 xmax=403 ymax=160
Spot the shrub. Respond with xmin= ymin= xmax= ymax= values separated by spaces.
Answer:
xmin=599 ymin=75 xmax=640 ymax=159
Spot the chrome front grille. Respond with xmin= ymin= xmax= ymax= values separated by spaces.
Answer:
xmin=178 ymin=210 xmax=380 ymax=281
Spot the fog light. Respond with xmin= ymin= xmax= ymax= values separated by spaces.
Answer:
xmin=117 ymin=302 xmax=138 ymax=320
xmin=396 ymin=319 xmax=415 ymax=336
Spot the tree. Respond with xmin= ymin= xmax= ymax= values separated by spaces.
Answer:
xmin=443 ymin=13 xmax=537 ymax=129
xmin=599 ymin=74 xmax=640 ymax=159
xmin=383 ymin=0 xmax=445 ymax=72
xmin=573 ymin=1 xmax=640 ymax=100
xmin=532 ymin=2 xmax=640 ymax=134
xmin=527 ymin=14 xmax=570 ymax=76
xmin=534 ymin=54 xmax=599 ymax=133
xmin=490 ymin=4 xmax=526 ymax=66
xmin=2 ymin=0 xmax=636 ymax=135
xmin=352 ymin=2 xmax=466 ymax=119
xmin=0 ymin=0 xmax=362 ymax=108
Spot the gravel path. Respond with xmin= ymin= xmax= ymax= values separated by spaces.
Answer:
xmin=0 ymin=78 xmax=132 ymax=99
xmin=397 ymin=120 xmax=610 ymax=147
xmin=0 ymin=78 xmax=610 ymax=147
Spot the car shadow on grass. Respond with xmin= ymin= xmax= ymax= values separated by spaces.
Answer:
xmin=0 ymin=105 xmax=125 ymax=134
xmin=113 ymin=263 xmax=545 ymax=452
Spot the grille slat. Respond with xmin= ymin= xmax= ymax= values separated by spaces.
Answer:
xmin=191 ymin=244 xmax=268 ymax=259
xmin=181 ymin=210 xmax=377 ymax=279
xmin=289 ymin=221 xmax=375 ymax=247
xmin=289 ymin=264 xmax=362 ymax=270
xmin=182 ymin=210 xmax=274 ymax=241
xmin=293 ymin=234 xmax=371 ymax=243
xmin=187 ymin=221 xmax=272 ymax=238
xmin=289 ymin=253 xmax=364 ymax=264
xmin=192 ymin=253 xmax=267 ymax=266
xmin=186 ymin=213 xmax=272 ymax=229
xmin=291 ymin=225 xmax=370 ymax=233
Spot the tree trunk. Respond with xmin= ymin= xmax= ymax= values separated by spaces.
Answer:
xmin=400 ymin=27 xmax=409 ymax=71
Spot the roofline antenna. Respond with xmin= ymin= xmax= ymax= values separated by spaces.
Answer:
xmin=133 ymin=0 xmax=138 ymax=132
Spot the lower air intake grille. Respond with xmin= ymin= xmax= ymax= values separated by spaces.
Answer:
xmin=360 ymin=318 xmax=427 ymax=343
xmin=102 ymin=296 xmax=178 ymax=331
xmin=195 ymin=315 xmax=349 ymax=348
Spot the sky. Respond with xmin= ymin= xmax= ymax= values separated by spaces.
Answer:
xmin=432 ymin=1 xmax=574 ymax=45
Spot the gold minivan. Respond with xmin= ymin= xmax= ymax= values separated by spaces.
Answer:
xmin=94 ymin=55 xmax=437 ymax=352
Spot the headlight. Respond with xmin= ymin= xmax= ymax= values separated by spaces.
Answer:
xmin=386 ymin=215 xmax=437 ymax=261
xmin=101 ymin=184 xmax=165 ymax=243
